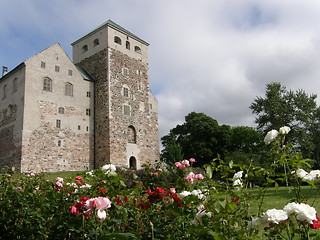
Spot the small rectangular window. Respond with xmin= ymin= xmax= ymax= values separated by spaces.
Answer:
xmin=124 ymin=105 xmax=130 ymax=115
xmin=86 ymin=126 xmax=89 ymax=131
xmin=123 ymin=87 xmax=129 ymax=97
xmin=41 ymin=61 xmax=46 ymax=68
xmin=78 ymin=125 xmax=81 ymax=130
xmin=56 ymin=119 xmax=61 ymax=128
xmin=87 ymin=91 xmax=91 ymax=98
xmin=68 ymin=69 xmax=72 ymax=76
xmin=55 ymin=65 xmax=60 ymax=72
xmin=86 ymin=109 xmax=91 ymax=116
xmin=13 ymin=78 xmax=18 ymax=93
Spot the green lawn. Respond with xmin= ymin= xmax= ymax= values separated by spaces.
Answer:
xmin=250 ymin=186 xmax=320 ymax=212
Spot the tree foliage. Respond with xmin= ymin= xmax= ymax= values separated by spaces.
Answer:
xmin=250 ymin=82 xmax=320 ymax=165
xmin=161 ymin=112 xmax=263 ymax=166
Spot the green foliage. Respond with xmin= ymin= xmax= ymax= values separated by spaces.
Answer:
xmin=250 ymin=82 xmax=320 ymax=166
xmin=161 ymin=112 xmax=263 ymax=167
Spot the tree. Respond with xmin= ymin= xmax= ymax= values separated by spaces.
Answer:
xmin=250 ymin=82 xmax=320 ymax=165
xmin=161 ymin=112 xmax=264 ymax=167
xmin=161 ymin=112 xmax=231 ymax=166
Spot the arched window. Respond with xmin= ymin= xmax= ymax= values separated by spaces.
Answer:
xmin=134 ymin=46 xmax=141 ymax=54
xmin=65 ymin=82 xmax=73 ymax=96
xmin=93 ymin=39 xmax=99 ymax=46
xmin=126 ymin=41 xmax=130 ymax=50
xmin=43 ymin=78 xmax=52 ymax=92
xmin=129 ymin=156 xmax=137 ymax=170
xmin=58 ymin=107 xmax=65 ymax=114
xmin=82 ymin=45 xmax=88 ymax=53
xmin=114 ymin=36 xmax=122 ymax=45
xmin=128 ymin=126 xmax=136 ymax=143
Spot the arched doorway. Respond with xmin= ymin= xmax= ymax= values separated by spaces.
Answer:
xmin=129 ymin=156 xmax=137 ymax=170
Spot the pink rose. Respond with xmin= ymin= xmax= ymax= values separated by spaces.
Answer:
xmin=194 ymin=174 xmax=204 ymax=180
xmin=84 ymin=197 xmax=112 ymax=219
xmin=181 ymin=160 xmax=190 ymax=167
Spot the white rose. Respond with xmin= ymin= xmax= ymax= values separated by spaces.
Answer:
xmin=264 ymin=130 xmax=279 ymax=145
xmin=179 ymin=191 xmax=191 ymax=198
xmin=262 ymin=209 xmax=288 ymax=224
xmin=232 ymin=171 xmax=243 ymax=181
xmin=306 ymin=170 xmax=320 ymax=181
xmin=284 ymin=202 xmax=316 ymax=224
xmin=233 ymin=179 xmax=243 ymax=187
xmin=296 ymin=169 xmax=308 ymax=179
xmin=279 ymin=126 xmax=291 ymax=135
xmin=101 ymin=164 xmax=116 ymax=174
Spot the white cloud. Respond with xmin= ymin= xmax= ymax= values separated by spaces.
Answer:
xmin=2 ymin=0 xmax=320 ymax=138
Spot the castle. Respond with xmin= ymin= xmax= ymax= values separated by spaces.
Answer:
xmin=0 ymin=20 xmax=159 ymax=172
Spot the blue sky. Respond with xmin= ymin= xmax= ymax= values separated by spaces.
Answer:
xmin=2 ymin=0 xmax=320 ymax=138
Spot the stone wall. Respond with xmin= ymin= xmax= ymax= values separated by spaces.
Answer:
xmin=21 ymin=124 xmax=93 ymax=172
xmin=0 ymin=125 xmax=21 ymax=170
xmin=21 ymin=100 xmax=94 ymax=172
xmin=77 ymin=49 xmax=111 ymax=168
xmin=0 ymin=103 xmax=22 ymax=170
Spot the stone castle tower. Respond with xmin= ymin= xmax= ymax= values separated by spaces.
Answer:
xmin=72 ymin=20 xmax=159 ymax=169
xmin=0 ymin=20 xmax=159 ymax=172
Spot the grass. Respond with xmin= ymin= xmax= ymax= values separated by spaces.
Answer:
xmin=250 ymin=186 xmax=320 ymax=212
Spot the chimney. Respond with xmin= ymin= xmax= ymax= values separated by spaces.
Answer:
xmin=2 ymin=66 xmax=8 ymax=77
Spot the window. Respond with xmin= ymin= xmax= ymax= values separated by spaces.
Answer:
xmin=41 ymin=61 xmax=46 ymax=68
xmin=128 ymin=126 xmax=136 ymax=143
xmin=55 ymin=65 xmax=60 ymax=72
xmin=123 ymin=87 xmax=129 ymax=97
xmin=56 ymin=119 xmax=61 ymax=128
xmin=43 ymin=78 xmax=52 ymax=92
xmin=114 ymin=36 xmax=122 ymax=45
xmin=58 ymin=107 xmax=64 ymax=114
xmin=126 ymin=41 xmax=130 ymax=50
xmin=86 ymin=126 xmax=89 ymax=131
xmin=57 ymin=140 xmax=61 ymax=147
xmin=124 ymin=105 xmax=130 ymax=115
xmin=134 ymin=46 xmax=141 ymax=54
xmin=86 ymin=109 xmax=91 ymax=116
xmin=86 ymin=91 xmax=91 ymax=98
xmin=82 ymin=45 xmax=88 ymax=53
xmin=78 ymin=125 xmax=81 ymax=130
xmin=3 ymin=84 xmax=7 ymax=99
xmin=65 ymin=82 xmax=73 ymax=96
xmin=13 ymin=78 xmax=17 ymax=93
xmin=68 ymin=69 xmax=72 ymax=76
xmin=150 ymin=104 xmax=153 ymax=110
xmin=94 ymin=39 xmax=99 ymax=46
xmin=122 ymin=67 xmax=129 ymax=76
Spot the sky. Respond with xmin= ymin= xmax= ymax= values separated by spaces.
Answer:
xmin=2 ymin=0 xmax=320 ymax=139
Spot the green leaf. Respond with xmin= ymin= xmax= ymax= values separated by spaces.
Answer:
xmin=218 ymin=199 xmax=227 ymax=209
xmin=229 ymin=160 xmax=233 ymax=169
xmin=206 ymin=165 xmax=213 ymax=179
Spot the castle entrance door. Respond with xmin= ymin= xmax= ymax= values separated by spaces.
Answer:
xmin=129 ymin=156 xmax=137 ymax=170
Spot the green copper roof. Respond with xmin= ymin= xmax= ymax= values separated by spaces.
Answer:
xmin=76 ymin=66 xmax=95 ymax=81
xmin=72 ymin=20 xmax=149 ymax=46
